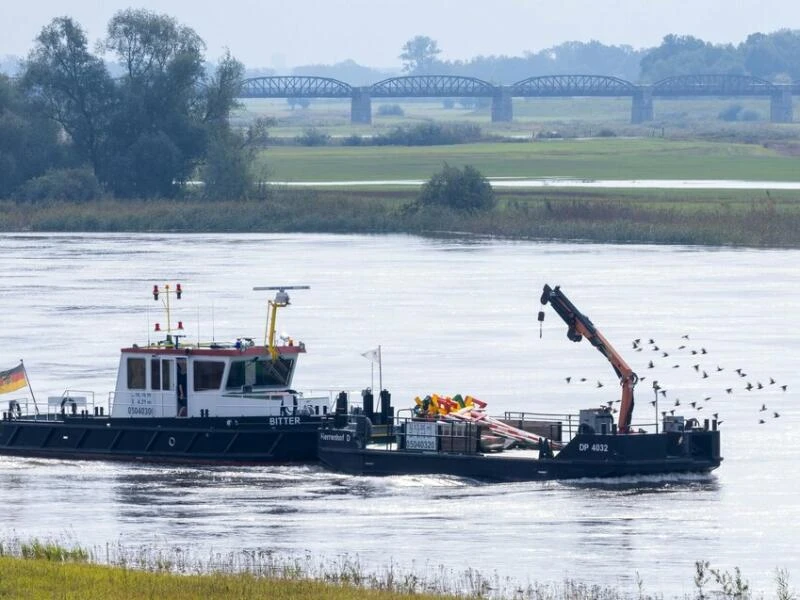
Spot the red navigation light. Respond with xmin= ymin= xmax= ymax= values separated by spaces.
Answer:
xmin=176 ymin=283 xmax=182 ymax=299
xmin=154 ymin=323 xmax=161 ymax=332
xmin=153 ymin=285 xmax=159 ymax=301
xmin=177 ymin=321 xmax=184 ymax=330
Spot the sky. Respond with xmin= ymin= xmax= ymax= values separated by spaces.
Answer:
xmin=4 ymin=0 xmax=800 ymax=70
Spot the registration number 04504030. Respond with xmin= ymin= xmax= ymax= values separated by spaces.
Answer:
xmin=578 ymin=443 xmax=609 ymax=452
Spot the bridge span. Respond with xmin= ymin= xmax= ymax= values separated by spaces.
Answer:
xmin=237 ymin=74 xmax=796 ymax=125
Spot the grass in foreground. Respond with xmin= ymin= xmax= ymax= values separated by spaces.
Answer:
xmin=0 ymin=557 xmax=447 ymax=600
xmin=0 ymin=539 xmax=796 ymax=600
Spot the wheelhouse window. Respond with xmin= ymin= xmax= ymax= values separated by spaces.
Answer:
xmin=127 ymin=358 xmax=146 ymax=390
xmin=193 ymin=361 xmax=225 ymax=391
xmin=151 ymin=359 xmax=172 ymax=391
xmin=226 ymin=357 xmax=295 ymax=389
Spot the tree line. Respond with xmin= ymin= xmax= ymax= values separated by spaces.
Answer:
xmin=1 ymin=10 xmax=263 ymax=201
xmin=397 ymin=30 xmax=800 ymax=83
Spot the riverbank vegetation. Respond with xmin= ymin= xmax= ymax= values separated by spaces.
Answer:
xmin=0 ymin=539 xmax=795 ymax=600
xmin=2 ymin=186 xmax=798 ymax=248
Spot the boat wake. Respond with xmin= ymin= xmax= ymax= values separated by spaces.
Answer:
xmin=558 ymin=471 xmax=718 ymax=491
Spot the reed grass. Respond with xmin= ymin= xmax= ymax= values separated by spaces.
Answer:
xmin=0 ymin=538 xmax=795 ymax=600
xmin=2 ymin=186 xmax=798 ymax=248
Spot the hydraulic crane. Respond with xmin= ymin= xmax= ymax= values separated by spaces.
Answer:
xmin=539 ymin=284 xmax=639 ymax=433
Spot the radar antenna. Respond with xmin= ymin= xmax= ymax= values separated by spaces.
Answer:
xmin=253 ymin=286 xmax=310 ymax=359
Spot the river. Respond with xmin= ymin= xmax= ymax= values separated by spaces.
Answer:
xmin=0 ymin=233 xmax=797 ymax=598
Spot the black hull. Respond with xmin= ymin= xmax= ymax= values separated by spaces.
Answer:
xmin=0 ymin=415 xmax=323 ymax=464
xmin=319 ymin=430 xmax=722 ymax=482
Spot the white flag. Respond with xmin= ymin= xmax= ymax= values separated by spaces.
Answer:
xmin=361 ymin=347 xmax=380 ymax=364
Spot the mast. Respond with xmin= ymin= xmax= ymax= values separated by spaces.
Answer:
xmin=253 ymin=286 xmax=310 ymax=360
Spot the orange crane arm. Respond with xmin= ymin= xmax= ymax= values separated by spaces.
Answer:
xmin=539 ymin=284 xmax=639 ymax=433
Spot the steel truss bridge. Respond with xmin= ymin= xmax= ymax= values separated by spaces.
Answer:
xmin=237 ymin=74 xmax=797 ymax=124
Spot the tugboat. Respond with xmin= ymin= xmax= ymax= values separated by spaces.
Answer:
xmin=0 ymin=284 xmax=354 ymax=464
xmin=318 ymin=284 xmax=722 ymax=482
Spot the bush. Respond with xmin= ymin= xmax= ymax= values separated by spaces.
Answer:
xmin=595 ymin=128 xmax=617 ymax=137
xmin=341 ymin=135 xmax=364 ymax=146
xmin=374 ymin=122 xmax=482 ymax=146
xmin=418 ymin=163 xmax=496 ymax=212
xmin=296 ymin=127 xmax=330 ymax=146
xmin=719 ymin=104 xmax=743 ymax=122
xmin=740 ymin=109 xmax=760 ymax=121
xmin=15 ymin=168 xmax=103 ymax=202
xmin=376 ymin=104 xmax=404 ymax=116
xmin=534 ymin=130 xmax=563 ymax=139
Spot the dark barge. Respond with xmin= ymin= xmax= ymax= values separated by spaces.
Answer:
xmin=318 ymin=284 xmax=722 ymax=482
xmin=319 ymin=409 xmax=721 ymax=482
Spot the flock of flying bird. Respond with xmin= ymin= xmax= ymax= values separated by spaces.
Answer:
xmin=564 ymin=334 xmax=789 ymax=426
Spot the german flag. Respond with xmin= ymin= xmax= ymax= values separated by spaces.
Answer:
xmin=0 ymin=363 xmax=26 ymax=395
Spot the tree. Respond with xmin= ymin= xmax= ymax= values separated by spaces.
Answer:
xmin=201 ymin=50 xmax=245 ymax=127
xmin=104 ymin=9 xmax=204 ymax=84
xmin=418 ymin=163 xmax=495 ymax=211
xmin=741 ymin=30 xmax=800 ymax=80
xmin=0 ymin=75 xmax=66 ymax=197
xmin=639 ymin=35 xmax=744 ymax=81
xmin=201 ymin=117 xmax=274 ymax=199
xmin=20 ymin=12 xmax=252 ymax=199
xmin=100 ymin=9 xmax=208 ymax=196
xmin=399 ymin=35 xmax=441 ymax=73
xmin=21 ymin=17 xmax=115 ymax=171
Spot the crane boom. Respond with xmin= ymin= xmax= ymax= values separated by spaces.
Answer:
xmin=539 ymin=284 xmax=639 ymax=433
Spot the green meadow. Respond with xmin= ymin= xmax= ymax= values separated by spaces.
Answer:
xmin=258 ymin=138 xmax=800 ymax=182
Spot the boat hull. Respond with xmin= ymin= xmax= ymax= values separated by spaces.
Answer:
xmin=318 ymin=429 xmax=722 ymax=482
xmin=0 ymin=415 xmax=323 ymax=464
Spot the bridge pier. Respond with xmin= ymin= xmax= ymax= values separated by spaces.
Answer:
xmin=770 ymin=87 xmax=793 ymax=123
xmin=351 ymin=87 xmax=372 ymax=124
xmin=491 ymin=86 xmax=513 ymax=122
xmin=631 ymin=87 xmax=653 ymax=124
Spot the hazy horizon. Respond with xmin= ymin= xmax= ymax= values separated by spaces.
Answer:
xmin=4 ymin=0 xmax=800 ymax=70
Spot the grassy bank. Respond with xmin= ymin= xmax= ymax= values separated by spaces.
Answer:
xmin=2 ymin=186 xmax=799 ymax=248
xmin=0 ymin=556 xmax=449 ymax=600
xmin=0 ymin=539 xmax=794 ymax=600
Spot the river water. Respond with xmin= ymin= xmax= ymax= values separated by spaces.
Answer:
xmin=0 ymin=233 xmax=798 ymax=597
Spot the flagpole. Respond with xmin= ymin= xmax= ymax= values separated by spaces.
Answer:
xmin=20 ymin=360 xmax=39 ymax=416
xmin=370 ymin=361 xmax=374 ymax=393
xmin=378 ymin=345 xmax=382 ymax=392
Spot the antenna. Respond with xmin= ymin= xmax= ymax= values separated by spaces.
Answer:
xmin=152 ymin=283 xmax=184 ymax=347
xmin=253 ymin=286 xmax=310 ymax=359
